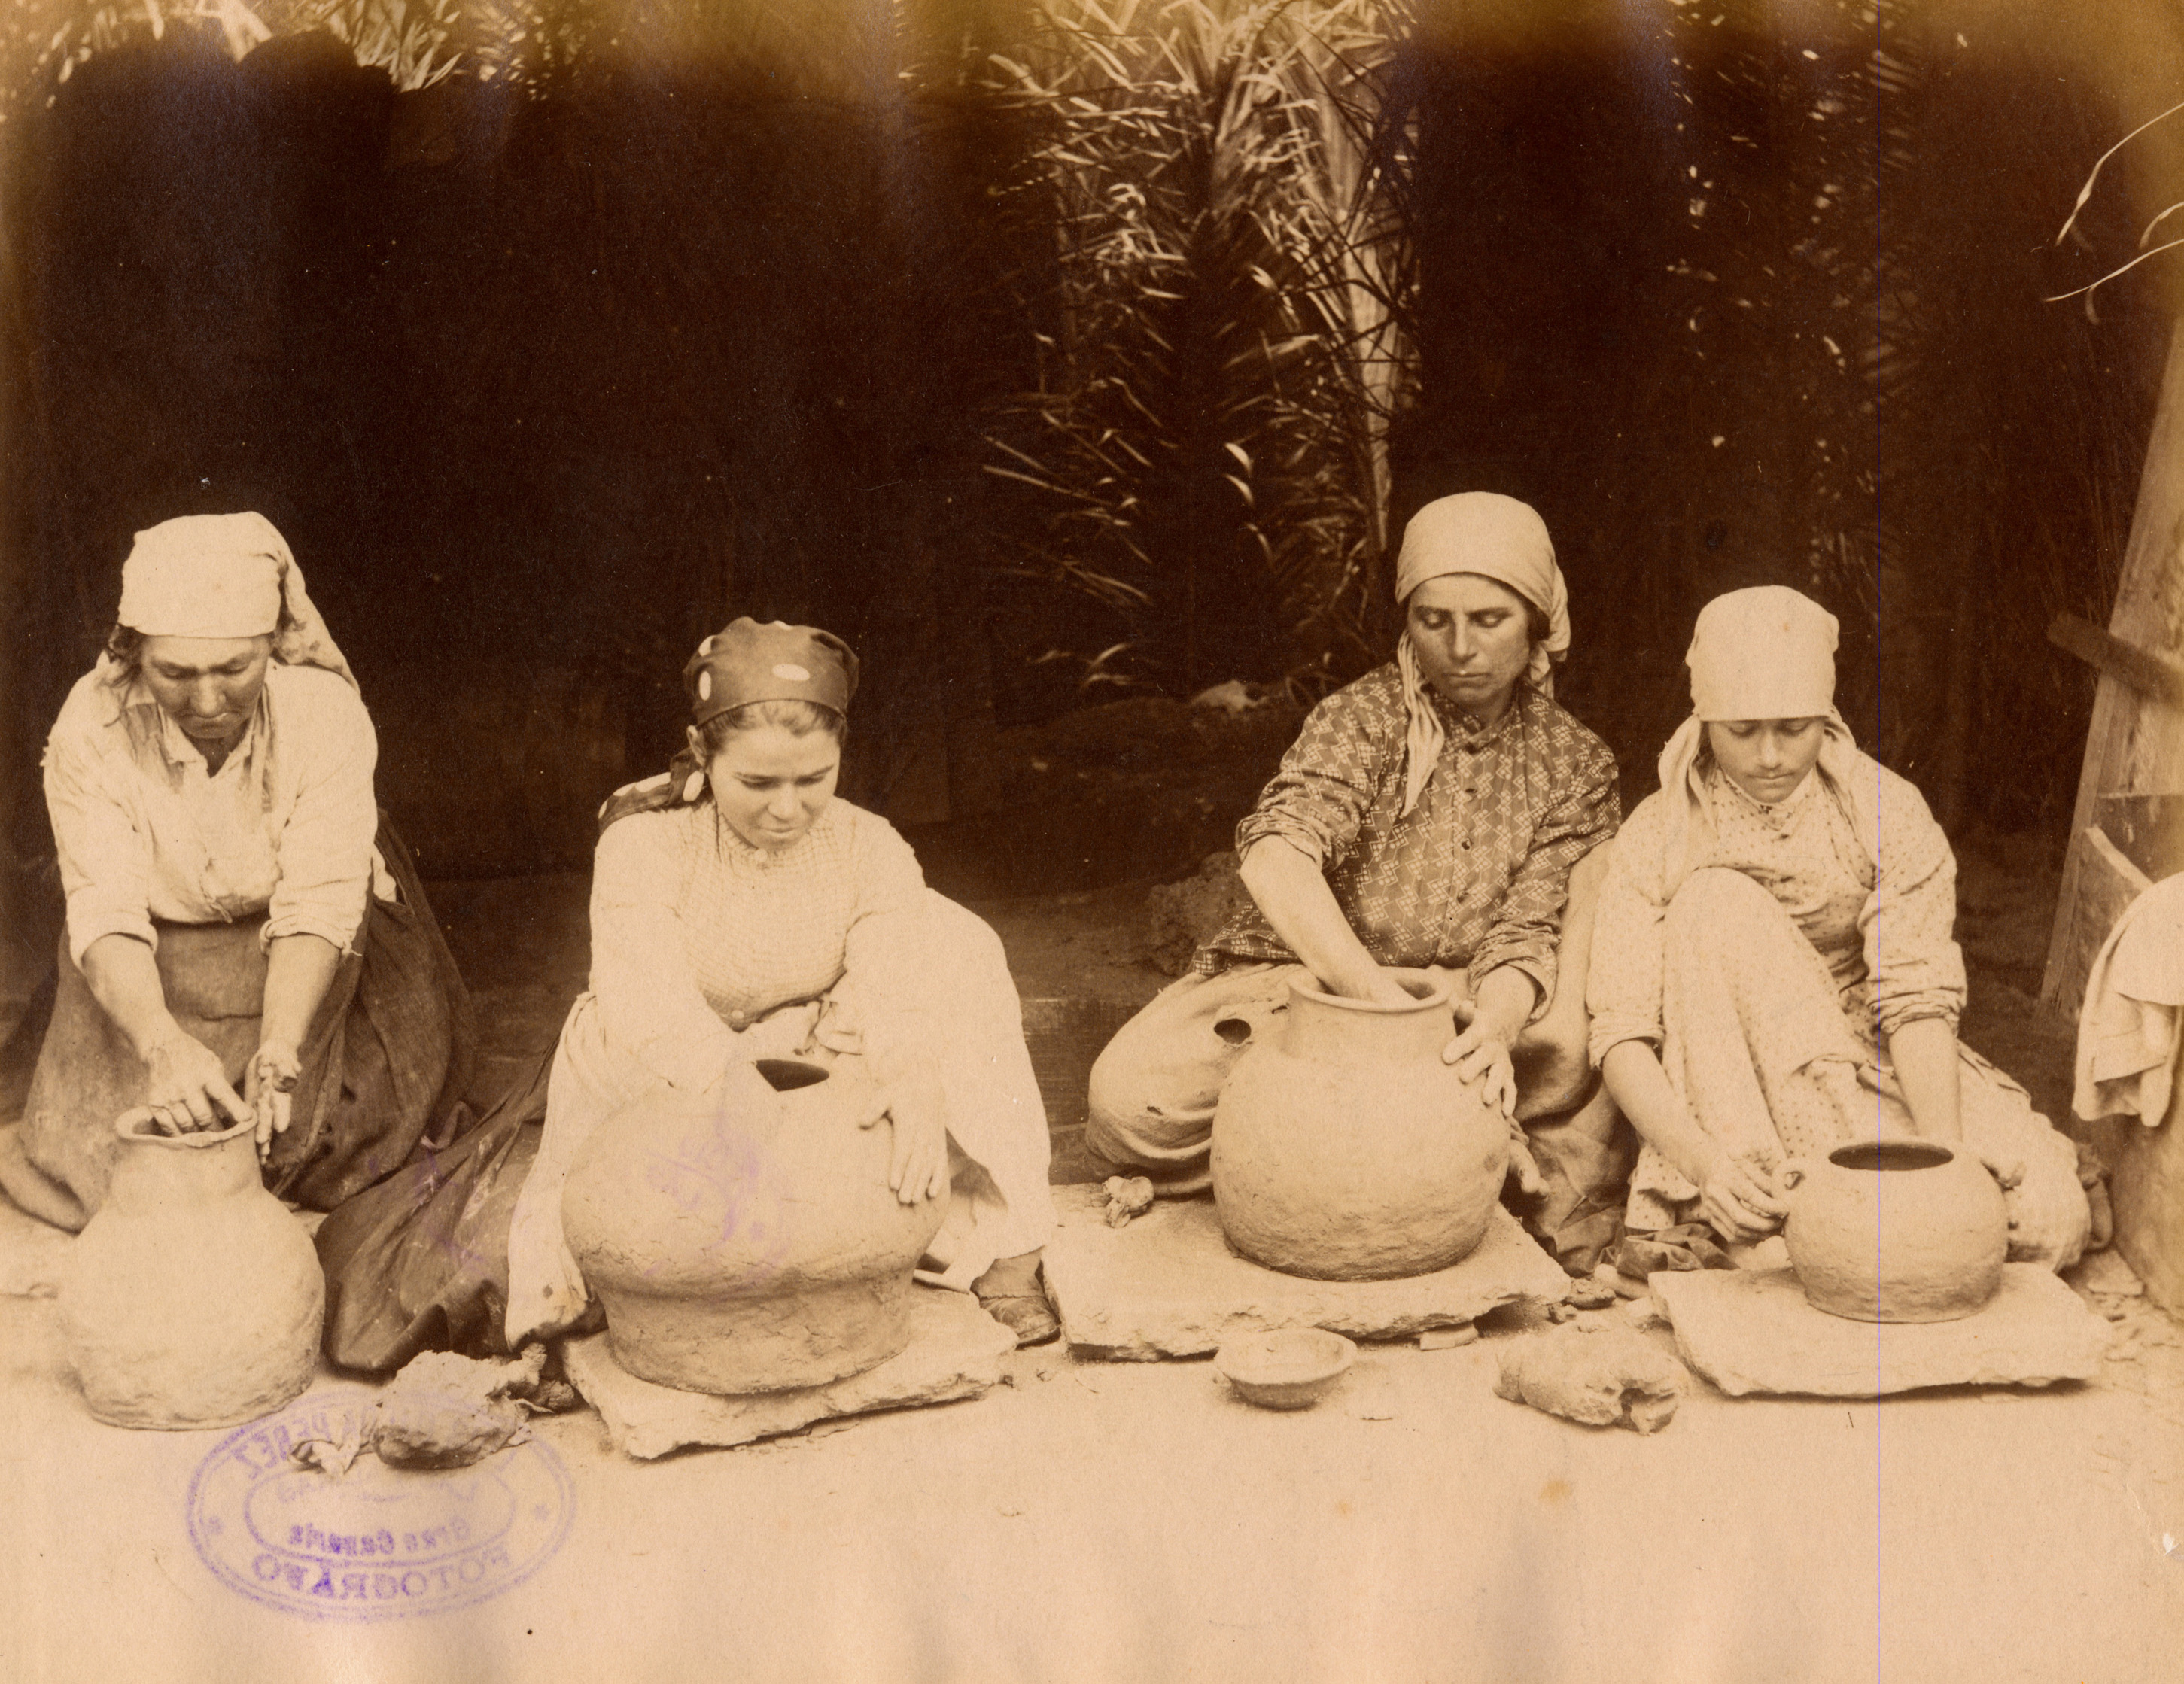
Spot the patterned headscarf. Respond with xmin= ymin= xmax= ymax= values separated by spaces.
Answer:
xmin=107 ymin=512 xmax=354 ymax=688
xmin=1656 ymin=586 xmax=1878 ymax=895
xmin=1392 ymin=494 xmax=1570 ymax=816
xmin=684 ymin=618 xmax=858 ymax=724
xmin=598 ymin=618 xmax=857 ymax=832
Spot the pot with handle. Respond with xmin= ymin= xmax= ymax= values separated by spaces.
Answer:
xmin=1210 ymin=969 xmax=1507 ymax=1281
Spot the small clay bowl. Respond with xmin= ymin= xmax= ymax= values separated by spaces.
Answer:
xmin=1215 ymin=1329 xmax=1356 ymax=1410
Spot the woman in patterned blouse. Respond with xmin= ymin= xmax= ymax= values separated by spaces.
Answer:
xmin=1087 ymin=494 xmax=1621 ymax=1208
xmin=1586 ymin=586 xmax=2088 ymax=1266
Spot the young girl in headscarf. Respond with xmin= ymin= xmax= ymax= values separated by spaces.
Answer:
xmin=314 ymin=618 xmax=1060 ymax=1368
xmin=0 ymin=513 xmax=476 ymax=1228
xmin=1087 ymin=493 xmax=1623 ymax=1248
xmin=1588 ymin=586 xmax=2090 ymax=1266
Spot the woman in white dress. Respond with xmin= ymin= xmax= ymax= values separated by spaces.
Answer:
xmin=316 ymin=619 xmax=1057 ymax=1369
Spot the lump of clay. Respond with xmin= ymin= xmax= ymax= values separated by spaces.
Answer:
xmin=1103 ymin=1175 xmax=1155 ymax=1228
xmin=1492 ymin=1324 xmax=1687 ymax=1434
xmin=371 ymin=1348 xmax=546 ymax=1469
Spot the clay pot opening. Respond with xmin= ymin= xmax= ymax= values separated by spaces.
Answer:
xmin=1290 ymin=969 xmax=1450 ymax=1016
xmin=1213 ymin=1017 xmax=1252 ymax=1045
xmin=1828 ymin=1141 xmax=1956 ymax=1174
xmin=754 ymin=1058 xmax=830 ymax=1093
xmin=111 ymin=1107 xmax=253 ymax=1151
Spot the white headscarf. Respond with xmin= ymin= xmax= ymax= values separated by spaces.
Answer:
xmin=1656 ymin=585 xmax=1877 ymax=893
xmin=108 ymin=512 xmax=355 ymax=688
xmin=1392 ymin=493 xmax=1570 ymax=816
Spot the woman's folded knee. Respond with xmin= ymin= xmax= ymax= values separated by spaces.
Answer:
xmin=1666 ymin=865 xmax=1787 ymax=929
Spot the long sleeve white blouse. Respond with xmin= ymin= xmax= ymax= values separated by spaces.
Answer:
xmin=581 ymin=797 xmax=935 ymax=1094
xmin=42 ymin=662 xmax=378 ymax=968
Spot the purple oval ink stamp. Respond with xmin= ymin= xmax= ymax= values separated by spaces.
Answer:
xmin=186 ymin=1386 xmax=573 ymax=1620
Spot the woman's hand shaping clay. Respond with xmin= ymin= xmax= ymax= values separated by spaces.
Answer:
xmin=1699 ymin=1147 xmax=1787 ymax=1243
xmin=860 ymin=1061 xmax=950 ymax=1205
xmin=246 ymin=1039 xmax=303 ymax=1160
xmin=1443 ymin=1004 xmax=1519 ymax=1120
xmin=142 ymin=1030 xmax=251 ymax=1136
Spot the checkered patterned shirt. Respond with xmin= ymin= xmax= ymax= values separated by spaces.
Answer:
xmin=1197 ymin=667 xmax=1620 ymax=1006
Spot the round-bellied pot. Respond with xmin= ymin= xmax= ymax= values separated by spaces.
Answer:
xmin=1777 ymin=1139 xmax=2009 ymax=1324
xmin=59 ymin=1108 xmax=324 ymax=1429
xmin=1210 ymin=971 xmax=1507 ymax=1281
xmin=561 ymin=1057 xmax=948 ymax=1395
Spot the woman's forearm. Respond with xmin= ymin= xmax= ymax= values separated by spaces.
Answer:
xmin=1236 ymin=837 xmax=1404 ymax=1002
xmin=1887 ymin=1015 xmax=1963 ymax=1141
xmin=1468 ymin=965 xmax=1538 ymax=1047
xmin=79 ymin=934 xmax=182 ymax=1059
xmin=1601 ymin=1040 xmax=1719 ymax=1188
xmin=260 ymin=933 xmax=342 ymax=1049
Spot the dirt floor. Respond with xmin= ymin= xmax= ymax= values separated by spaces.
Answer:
xmin=2 ymin=714 xmax=2181 ymax=1681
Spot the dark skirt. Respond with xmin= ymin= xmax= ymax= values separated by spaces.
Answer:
xmin=0 ymin=816 xmax=479 ymax=1230
xmin=313 ymin=1047 xmax=564 ymax=1374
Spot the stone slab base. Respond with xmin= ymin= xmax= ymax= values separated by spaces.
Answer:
xmin=564 ymin=1286 xmax=1016 ymax=1459
xmin=1651 ymin=1264 xmax=2112 ymax=1398
xmin=1045 ymin=1184 xmax=1568 ymax=1360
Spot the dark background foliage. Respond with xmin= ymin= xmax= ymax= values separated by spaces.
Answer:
xmin=0 ymin=0 xmax=2175 ymax=885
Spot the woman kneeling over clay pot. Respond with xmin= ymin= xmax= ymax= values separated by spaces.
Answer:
xmin=0 ymin=514 xmax=474 ymax=1231
xmin=315 ymin=619 xmax=1059 ymax=1368
xmin=1087 ymin=494 xmax=1623 ymax=1254
xmin=1586 ymin=586 xmax=2090 ymax=1272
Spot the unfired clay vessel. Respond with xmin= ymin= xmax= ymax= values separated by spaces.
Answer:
xmin=59 ymin=1108 xmax=324 ymax=1429
xmin=561 ymin=1057 xmax=947 ymax=1394
xmin=1777 ymin=1139 xmax=2009 ymax=1324
xmin=1211 ymin=971 xmax=1507 ymax=1281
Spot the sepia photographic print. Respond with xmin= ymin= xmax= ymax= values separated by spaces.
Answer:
xmin=0 ymin=2 xmax=2179 ymax=1679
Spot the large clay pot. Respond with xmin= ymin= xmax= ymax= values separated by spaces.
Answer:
xmin=1211 ymin=971 xmax=1507 ymax=1281
xmin=561 ymin=1057 xmax=948 ymax=1394
xmin=59 ymin=1109 xmax=324 ymax=1429
xmin=1777 ymin=1139 xmax=2009 ymax=1324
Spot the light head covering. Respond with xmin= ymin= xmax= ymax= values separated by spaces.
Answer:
xmin=683 ymin=617 xmax=858 ymax=726
xmin=596 ymin=618 xmax=859 ymax=833
xmin=1684 ymin=585 xmax=1838 ymax=721
xmin=110 ymin=512 xmax=354 ymax=688
xmin=1656 ymin=585 xmax=1873 ymax=892
xmin=1392 ymin=493 xmax=1571 ymax=816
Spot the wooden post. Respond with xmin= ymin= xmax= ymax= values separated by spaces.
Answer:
xmin=2043 ymin=325 xmax=2184 ymax=1313
xmin=2041 ymin=325 xmax=2184 ymax=1020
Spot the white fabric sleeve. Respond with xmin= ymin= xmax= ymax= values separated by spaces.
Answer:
xmin=839 ymin=810 xmax=936 ymax=1068
xmin=43 ymin=698 xmax=159 ymax=968
xmin=588 ymin=814 xmax=738 ymax=1091
xmin=264 ymin=670 xmax=378 ymax=950
xmin=1585 ymin=795 xmax=1671 ymax=1067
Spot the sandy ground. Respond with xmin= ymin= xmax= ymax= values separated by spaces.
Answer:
xmin=3 ymin=840 xmax=2181 ymax=1682
xmin=2 ymin=1243 xmax=2180 ymax=1684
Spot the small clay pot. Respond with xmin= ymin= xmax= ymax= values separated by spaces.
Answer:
xmin=1211 ymin=970 xmax=1507 ymax=1281
xmin=59 ymin=1108 xmax=324 ymax=1429
xmin=1777 ymin=1139 xmax=2009 ymax=1324
xmin=562 ymin=1058 xmax=948 ymax=1395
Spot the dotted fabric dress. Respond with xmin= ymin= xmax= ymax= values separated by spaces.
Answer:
xmin=1588 ymin=753 xmax=2088 ymax=1264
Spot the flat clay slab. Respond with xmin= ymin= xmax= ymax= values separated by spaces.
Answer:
xmin=1651 ymin=1264 xmax=2112 ymax=1398
xmin=564 ymin=1286 xmax=1016 ymax=1459
xmin=1045 ymin=1184 xmax=1568 ymax=1360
